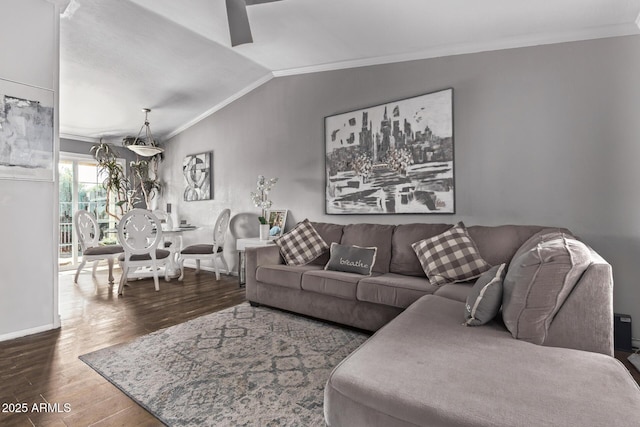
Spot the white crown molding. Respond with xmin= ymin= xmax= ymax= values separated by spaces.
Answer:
xmin=165 ymin=73 xmax=274 ymax=141
xmin=45 ymin=0 xmax=71 ymax=12
xmin=59 ymin=132 xmax=99 ymax=143
xmin=272 ymin=23 xmax=640 ymax=77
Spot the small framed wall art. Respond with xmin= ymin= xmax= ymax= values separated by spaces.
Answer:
xmin=325 ymin=88 xmax=454 ymax=214
xmin=183 ymin=151 xmax=213 ymax=201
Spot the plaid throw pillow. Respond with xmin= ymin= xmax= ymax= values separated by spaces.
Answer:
xmin=411 ymin=222 xmax=491 ymax=286
xmin=274 ymin=219 xmax=329 ymax=266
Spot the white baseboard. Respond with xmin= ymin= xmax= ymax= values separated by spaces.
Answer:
xmin=632 ymin=338 xmax=640 ymax=350
xmin=0 ymin=323 xmax=60 ymax=343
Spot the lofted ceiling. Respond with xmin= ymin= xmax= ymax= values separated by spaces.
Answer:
xmin=59 ymin=0 xmax=640 ymax=143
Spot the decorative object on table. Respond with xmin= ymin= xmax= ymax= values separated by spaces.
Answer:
xmin=325 ymin=88 xmax=454 ymax=214
xmin=250 ymin=175 xmax=278 ymax=237
xmin=73 ymin=210 xmax=123 ymax=285
xmin=91 ymin=139 xmax=162 ymax=219
xmin=183 ymin=151 xmax=212 ymax=201
xmin=0 ymin=78 xmax=54 ymax=181
xmin=79 ymin=303 xmax=367 ymax=426
xmin=117 ymin=209 xmax=171 ymax=294
xmin=122 ymin=108 xmax=164 ymax=157
xmin=258 ymin=215 xmax=270 ymax=240
xmin=250 ymin=175 xmax=278 ymax=218
xmin=267 ymin=209 xmax=288 ymax=237
xmin=178 ymin=208 xmax=230 ymax=281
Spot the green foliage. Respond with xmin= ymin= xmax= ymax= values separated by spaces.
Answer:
xmin=90 ymin=139 xmax=164 ymax=218
xmin=258 ymin=216 xmax=267 ymax=225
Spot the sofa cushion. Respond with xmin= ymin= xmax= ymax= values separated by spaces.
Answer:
xmin=274 ymin=219 xmax=329 ymax=265
xmin=464 ymin=263 xmax=506 ymax=326
xmin=467 ymin=225 xmax=570 ymax=267
xmin=502 ymin=231 xmax=591 ymax=345
xmin=118 ymin=249 xmax=171 ymax=261
xmin=432 ymin=282 xmax=474 ymax=303
xmin=325 ymin=294 xmax=640 ymax=427
xmin=325 ymin=243 xmax=377 ymax=276
xmin=84 ymin=245 xmax=123 ymax=255
xmin=180 ymin=244 xmax=222 ymax=255
xmin=301 ymin=270 xmax=364 ymax=300
xmin=390 ymin=223 xmax=452 ymax=276
xmin=309 ymin=222 xmax=344 ymax=266
xmin=357 ymin=273 xmax=437 ymax=308
xmin=411 ymin=222 xmax=491 ymax=286
xmin=341 ymin=224 xmax=395 ymax=273
xmin=255 ymin=264 xmax=323 ymax=290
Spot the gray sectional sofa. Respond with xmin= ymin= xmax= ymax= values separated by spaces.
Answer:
xmin=245 ymin=222 xmax=640 ymax=426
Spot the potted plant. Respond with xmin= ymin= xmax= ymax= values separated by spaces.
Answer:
xmin=250 ymin=175 xmax=278 ymax=240
xmin=90 ymin=139 xmax=163 ymax=220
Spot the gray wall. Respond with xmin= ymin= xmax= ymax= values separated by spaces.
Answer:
xmin=0 ymin=0 xmax=59 ymax=340
xmin=60 ymin=137 xmax=138 ymax=168
xmin=160 ymin=35 xmax=640 ymax=342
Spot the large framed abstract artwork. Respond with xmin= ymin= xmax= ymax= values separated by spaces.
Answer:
xmin=325 ymin=88 xmax=454 ymax=214
xmin=183 ymin=151 xmax=212 ymax=201
xmin=0 ymin=79 xmax=55 ymax=181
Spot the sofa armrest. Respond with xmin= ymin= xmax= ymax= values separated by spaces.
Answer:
xmin=544 ymin=252 xmax=614 ymax=356
xmin=245 ymin=245 xmax=283 ymax=301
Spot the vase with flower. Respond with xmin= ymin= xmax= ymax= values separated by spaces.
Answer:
xmin=250 ymin=175 xmax=278 ymax=240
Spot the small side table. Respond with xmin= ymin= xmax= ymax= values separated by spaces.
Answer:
xmin=236 ymin=238 xmax=275 ymax=287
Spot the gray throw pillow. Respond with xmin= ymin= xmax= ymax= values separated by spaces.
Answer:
xmin=464 ymin=264 xmax=506 ymax=326
xmin=324 ymin=243 xmax=377 ymax=276
xmin=502 ymin=231 xmax=591 ymax=344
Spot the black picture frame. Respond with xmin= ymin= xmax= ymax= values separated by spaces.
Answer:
xmin=324 ymin=88 xmax=454 ymax=214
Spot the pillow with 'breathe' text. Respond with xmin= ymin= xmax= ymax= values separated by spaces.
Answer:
xmin=324 ymin=243 xmax=377 ymax=276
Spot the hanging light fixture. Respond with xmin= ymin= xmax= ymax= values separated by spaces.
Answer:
xmin=124 ymin=108 xmax=164 ymax=157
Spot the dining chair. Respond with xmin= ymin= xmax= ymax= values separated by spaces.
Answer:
xmin=178 ymin=208 xmax=231 ymax=281
xmin=117 ymin=209 xmax=171 ymax=295
xmin=73 ymin=210 xmax=123 ymax=285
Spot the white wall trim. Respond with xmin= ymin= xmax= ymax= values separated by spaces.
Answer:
xmin=60 ymin=132 xmax=99 ymax=143
xmin=0 ymin=323 xmax=59 ymax=343
xmin=165 ymin=73 xmax=274 ymax=141
xmin=632 ymin=338 xmax=640 ymax=350
xmin=272 ymin=23 xmax=640 ymax=77
xmin=52 ymin=0 xmax=61 ymax=329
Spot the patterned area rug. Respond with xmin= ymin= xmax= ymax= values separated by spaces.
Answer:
xmin=79 ymin=303 xmax=368 ymax=426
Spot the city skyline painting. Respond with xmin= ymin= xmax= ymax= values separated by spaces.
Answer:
xmin=325 ymin=88 xmax=454 ymax=214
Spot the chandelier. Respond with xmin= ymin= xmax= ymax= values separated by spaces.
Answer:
xmin=124 ymin=108 xmax=164 ymax=157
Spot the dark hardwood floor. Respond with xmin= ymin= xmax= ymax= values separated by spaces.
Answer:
xmin=2 ymin=267 xmax=639 ymax=426
xmin=0 ymin=267 xmax=245 ymax=427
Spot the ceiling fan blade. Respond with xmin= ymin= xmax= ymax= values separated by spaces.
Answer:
xmin=226 ymin=0 xmax=253 ymax=47
xmin=245 ymin=0 xmax=282 ymax=4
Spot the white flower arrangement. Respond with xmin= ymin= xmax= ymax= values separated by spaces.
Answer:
xmin=250 ymin=175 xmax=278 ymax=219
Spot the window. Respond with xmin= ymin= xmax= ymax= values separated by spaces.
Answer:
xmin=58 ymin=154 xmax=121 ymax=269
